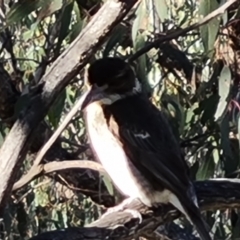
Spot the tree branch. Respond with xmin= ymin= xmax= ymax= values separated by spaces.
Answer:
xmin=29 ymin=179 xmax=240 ymax=240
xmin=12 ymin=160 xmax=104 ymax=191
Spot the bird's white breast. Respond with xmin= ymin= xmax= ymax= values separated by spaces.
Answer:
xmin=85 ymin=103 xmax=150 ymax=202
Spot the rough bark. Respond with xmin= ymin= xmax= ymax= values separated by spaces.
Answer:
xmin=29 ymin=179 xmax=240 ymax=240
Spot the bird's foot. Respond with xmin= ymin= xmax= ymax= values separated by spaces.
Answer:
xmin=102 ymin=197 xmax=134 ymax=215
xmin=124 ymin=209 xmax=142 ymax=223
xmin=101 ymin=197 xmax=142 ymax=223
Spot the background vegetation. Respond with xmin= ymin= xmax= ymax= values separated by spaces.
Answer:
xmin=0 ymin=0 xmax=240 ymax=239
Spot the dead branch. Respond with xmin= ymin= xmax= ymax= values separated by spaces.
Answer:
xmin=12 ymin=160 xmax=104 ymax=191
xmin=29 ymin=179 xmax=240 ymax=240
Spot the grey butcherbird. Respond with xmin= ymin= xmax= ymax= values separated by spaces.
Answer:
xmin=80 ymin=57 xmax=211 ymax=240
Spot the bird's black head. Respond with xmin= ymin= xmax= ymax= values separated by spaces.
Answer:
xmin=81 ymin=57 xmax=141 ymax=109
xmin=87 ymin=57 xmax=136 ymax=93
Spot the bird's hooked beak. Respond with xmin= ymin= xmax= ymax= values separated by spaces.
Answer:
xmin=80 ymin=85 xmax=107 ymax=110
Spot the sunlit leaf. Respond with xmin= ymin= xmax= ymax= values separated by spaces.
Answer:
xmin=154 ymin=0 xmax=168 ymax=22
xmin=199 ymin=0 xmax=220 ymax=56
xmin=132 ymin=0 xmax=146 ymax=43
xmin=101 ymin=173 xmax=114 ymax=196
xmin=214 ymin=65 xmax=231 ymax=121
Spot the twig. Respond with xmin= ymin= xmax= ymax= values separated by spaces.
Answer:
xmin=12 ymin=160 xmax=104 ymax=191
xmin=29 ymin=179 xmax=240 ymax=240
xmin=128 ymin=0 xmax=238 ymax=62
xmin=33 ymin=93 xmax=88 ymax=166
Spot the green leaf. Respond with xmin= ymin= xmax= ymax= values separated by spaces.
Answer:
xmin=22 ymin=29 xmax=35 ymax=41
xmin=132 ymin=1 xmax=146 ymax=43
xmin=65 ymin=86 xmax=76 ymax=106
xmin=154 ymin=0 xmax=168 ymax=22
xmin=103 ymin=25 xmax=126 ymax=57
xmin=0 ymin=135 xmax=3 ymax=148
xmin=199 ymin=0 xmax=220 ymax=56
xmin=69 ymin=1 xmax=86 ymax=42
xmin=132 ymin=2 xmax=150 ymax=95
xmin=101 ymin=173 xmax=114 ymax=196
xmin=162 ymin=94 xmax=184 ymax=138
xmin=220 ymin=115 xmax=235 ymax=175
xmin=185 ymin=103 xmax=198 ymax=128
xmin=196 ymin=146 xmax=215 ymax=180
xmin=48 ymin=89 xmax=66 ymax=128
xmin=214 ymin=65 xmax=231 ymax=121
xmin=133 ymin=33 xmax=146 ymax=67
xmin=55 ymin=1 xmax=74 ymax=54
xmin=133 ymin=33 xmax=151 ymax=96
xmin=37 ymin=0 xmax=64 ymax=22
xmin=6 ymin=0 xmax=45 ymax=25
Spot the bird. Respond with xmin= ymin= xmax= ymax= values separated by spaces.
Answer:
xmin=80 ymin=57 xmax=211 ymax=240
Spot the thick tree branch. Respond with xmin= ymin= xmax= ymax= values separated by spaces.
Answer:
xmin=29 ymin=179 xmax=240 ymax=240
xmin=0 ymin=0 xmax=138 ymax=213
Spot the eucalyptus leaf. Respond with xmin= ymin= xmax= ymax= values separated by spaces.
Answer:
xmin=69 ymin=2 xmax=86 ymax=42
xmin=214 ymin=65 xmax=231 ymax=121
xmin=37 ymin=0 xmax=65 ymax=22
xmin=154 ymin=0 xmax=168 ymax=22
xmin=196 ymin=147 xmax=215 ymax=180
xmin=133 ymin=33 xmax=151 ymax=95
xmin=6 ymin=0 xmax=45 ymax=25
xmin=48 ymin=89 xmax=67 ymax=128
xmin=103 ymin=25 xmax=126 ymax=57
xmin=220 ymin=115 xmax=236 ymax=175
xmin=101 ymin=173 xmax=114 ymax=196
xmin=132 ymin=0 xmax=146 ymax=43
xmin=55 ymin=1 xmax=74 ymax=53
xmin=199 ymin=0 xmax=220 ymax=56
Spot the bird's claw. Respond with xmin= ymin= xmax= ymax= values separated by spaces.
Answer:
xmin=124 ymin=209 xmax=142 ymax=223
xmin=101 ymin=204 xmax=125 ymax=218
xmin=101 ymin=200 xmax=142 ymax=224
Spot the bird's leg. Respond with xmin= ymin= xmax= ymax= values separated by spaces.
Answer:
xmin=101 ymin=197 xmax=142 ymax=223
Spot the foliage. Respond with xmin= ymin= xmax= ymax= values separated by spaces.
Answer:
xmin=0 ymin=0 xmax=240 ymax=239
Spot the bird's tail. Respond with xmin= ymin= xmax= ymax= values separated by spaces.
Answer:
xmin=169 ymin=194 xmax=212 ymax=240
xmin=183 ymin=201 xmax=211 ymax=240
